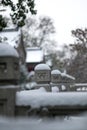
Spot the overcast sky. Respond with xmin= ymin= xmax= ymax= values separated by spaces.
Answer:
xmin=1 ymin=0 xmax=87 ymax=47
xmin=35 ymin=0 xmax=87 ymax=46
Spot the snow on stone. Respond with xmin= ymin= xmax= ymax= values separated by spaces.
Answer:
xmin=51 ymin=69 xmax=61 ymax=74
xmin=74 ymin=83 xmax=87 ymax=87
xmin=52 ymin=86 xmax=59 ymax=92
xmin=51 ymin=69 xmax=75 ymax=80
xmin=35 ymin=63 xmax=51 ymax=70
xmin=16 ymin=90 xmax=87 ymax=108
xmin=25 ymin=82 xmax=37 ymax=90
xmin=72 ymin=83 xmax=87 ymax=91
xmin=27 ymin=71 xmax=35 ymax=79
xmin=26 ymin=47 xmax=44 ymax=63
xmin=0 ymin=85 xmax=19 ymax=89
xmin=61 ymin=85 xmax=66 ymax=91
xmin=0 ymin=43 xmax=19 ymax=57
xmin=61 ymin=72 xmax=75 ymax=80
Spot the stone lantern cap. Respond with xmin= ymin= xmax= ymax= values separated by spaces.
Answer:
xmin=35 ymin=63 xmax=51 ymax=71
xmin=34 ymin=63 xmax=51 ymax=83
xmin=51 ymin=69 xmax=61 ymax=75
xmin=0 ymin=43 xmax=19 ymax=58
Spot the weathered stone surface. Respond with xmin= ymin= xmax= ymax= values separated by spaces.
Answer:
xmin=0 ymin=44 xmax=20 ymax=85
xmin=51 ymin=69 xmax=61 ymax=83
xmin=0 ymin=86 xmax=19 ymax=116
xmin=35 ymin=64 xmax=51 ymax=84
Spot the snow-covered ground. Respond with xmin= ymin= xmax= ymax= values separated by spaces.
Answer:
xmin=0 ymin=115 xmax=87 ymax=130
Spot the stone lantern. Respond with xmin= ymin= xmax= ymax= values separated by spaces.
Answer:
xmin=0 ymin=43 xmax=20 ymax=85
xmin=0 ymin=43 xmax=20 ymax=116
xmin=34 ymin=63 xmax=51 ymax=91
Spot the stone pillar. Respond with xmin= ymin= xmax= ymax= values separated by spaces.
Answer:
xmin=61 ymin=73 xmax=75 ymax=91
xmin=51 ymin=69 xmax=62 ymax=91
xmin=34 ymin=63 xmax=51 ymax=91
xmin=0 ymin=85 xmax=19 ymax=117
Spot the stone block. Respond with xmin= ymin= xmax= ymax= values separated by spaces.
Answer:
xmin=0 ymin=85 xmax=19 ymax=116
xmin=51 ymin=69 xmax=61 ymax=83
xmin=35 ymin=64 xmax=51 ymax=84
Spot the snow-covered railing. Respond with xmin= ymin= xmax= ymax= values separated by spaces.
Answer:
xmin=16 ymin=91 xmax=87 ymax=107
xmin=26 ymin=63 xmax=75 ymax=92
xmin=71 ymin=83 xmax=87 ymax=91
xmin=16 ymin=90 xmax=87 ymax=116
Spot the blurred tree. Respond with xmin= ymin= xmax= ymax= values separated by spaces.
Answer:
xmin=46 ymin=51 xmax=65 ymax=70
xmin=22 ymin=16 xmax=57 ymax=53
xmin=0 ymin=15 xmax=7 ymax=31
xmin=22 ymin=16 xmax=64 ymax=69
xmin=51 ymin=44 xmax=72 ymax=71
xmin=0 ymin=0 xmax=36 ymax=29
xmin=67 ymin=28 xmax=87 ymax=83
xmin=70 ymin=28 xmax=87 ymax=54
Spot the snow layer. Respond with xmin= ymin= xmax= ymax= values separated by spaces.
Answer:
xmin=0 ymin=116 xmax=87 ymax=130
xmin=26 ymin=48 xmax=44 ymax=63
xmin=0 ymin=43 xmax=19 ymax=57
xmin=51 ymin=69 xmax=61 ymax=74
xmin=0 ymin=29 xmax=20 ymax=48
xmin=61 ymin=72 xmax=75 ymax=80
xmin=16 ymin=90 xmax=87 ymax=108
xmin=35 ymin=63 xmax=51 ymax=70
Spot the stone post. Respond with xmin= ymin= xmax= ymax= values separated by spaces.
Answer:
xmin=51 ymin=69 xmax=62 ymax=91
xmin=34 ymin=63 xmax=51 ymax=91
xmin=61 ymin=72 xmax=75 ymax=91
xmin=0 ymin=85 xmax=19 ymax=116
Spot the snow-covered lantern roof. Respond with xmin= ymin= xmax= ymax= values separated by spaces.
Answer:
xmin=34 ymin=63 xmax=51 ymax=83
xmin=0 ymin=43 xmax=19 ymax=58
xmin=51 ymin=69 xmax=62 ymax=83
xmin=0 ymin=43 xmax=20 ymax=85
